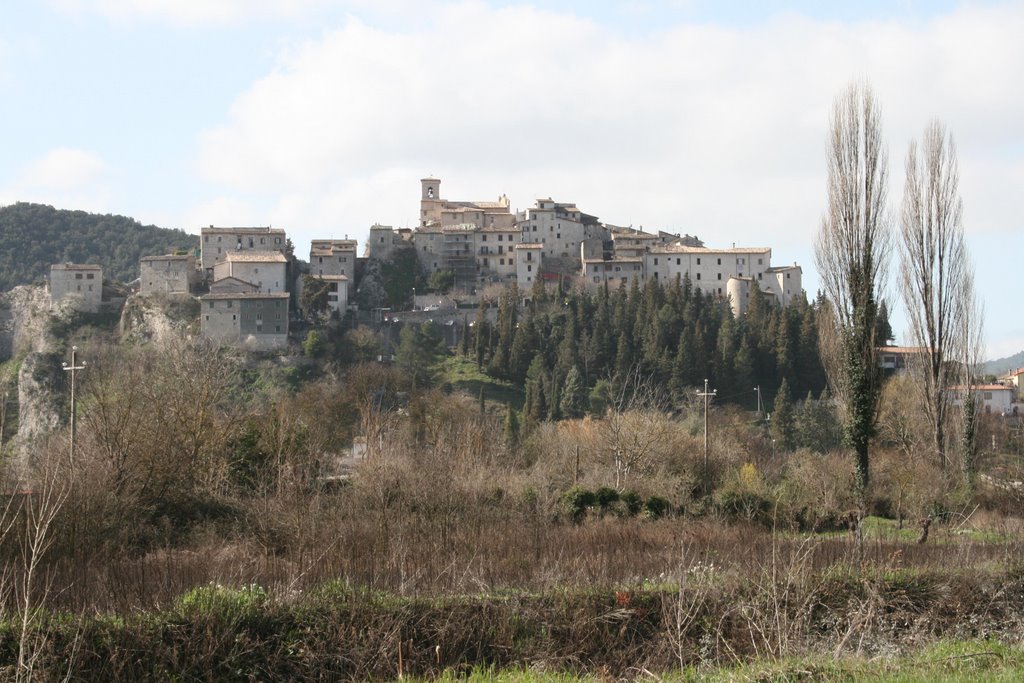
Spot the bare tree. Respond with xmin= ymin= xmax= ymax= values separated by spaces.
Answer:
xmin=814 ymin=81 xmax=892 ymax=496
xmin=958 ymin=273 xmax=985 ymax=489
xmin=899 ymin=120 xmax=974 ymax=470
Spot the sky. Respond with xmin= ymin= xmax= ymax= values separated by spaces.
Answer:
xmin=1 ymin=0 xmax=1021 ymax=358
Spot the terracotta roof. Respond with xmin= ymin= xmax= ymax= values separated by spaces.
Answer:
xmin=141 ymin=254 xmax=192 ymax=262
xmin=201 ymin=226 xmax=284 ymax=234
xmin=654 ymin=245 xmax=771 ymax=255
xmin=876 ymin=346 xmax=928 ymax=354
xmin=200 ymin=292 xmax=289 ymax=301
xmin=223 ymin=251 xmax=287 ymax=263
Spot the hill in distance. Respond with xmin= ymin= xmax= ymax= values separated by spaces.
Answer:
xmin=986 ymin=350 xmax=1024 ymax=378
xmin=0 ymin=202 xmax=196 ymax=291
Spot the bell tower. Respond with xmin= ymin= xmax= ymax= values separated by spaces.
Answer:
xmin=420 ymin=177 xmax=442 ymax=227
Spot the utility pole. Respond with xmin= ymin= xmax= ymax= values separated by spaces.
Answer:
xmin=754 ymin=385 xmax=763 ymax=420
xmin=697 ymin=378 xmax=717 ymax=494
xmin=62 ymin=346 xmax=86 ymax=463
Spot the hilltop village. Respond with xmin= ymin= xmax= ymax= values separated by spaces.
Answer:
xmin=46 ymin=177 xmax=803 ymax=351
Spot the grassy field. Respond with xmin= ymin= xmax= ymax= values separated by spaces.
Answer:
xmin=425 ymin=640 xmax=1024 ymax=681
xmin=440 ymin=354 xmax=525 ymax=410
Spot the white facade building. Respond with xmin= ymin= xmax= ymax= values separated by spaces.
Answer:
xmin=49 ymin=263 xmax=102 ymax=312
xmin=139 ymin=254 xmax=198 ymax=297
xmin=200 ymin=226 xmax=287 ymax=274
xmin=212 ymin=251 xmax=287 ymax=293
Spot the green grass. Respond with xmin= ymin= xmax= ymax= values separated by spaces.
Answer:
xmin=417 ymin=639 xmax=1024 ymax=682
xmin=440 ymin=354 xmax=525 ymax=410
xmin=808 ymin=515 xmax=1015 ymax=545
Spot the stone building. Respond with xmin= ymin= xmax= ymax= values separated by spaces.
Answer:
xmin=200 ymin=226 xmax=287 ymax=275
xmin=517 ymin=198 xmax=605 ymax=263
xmin=199 ymin=278 xmax=289 ymax=350
xmin=49 ymin=263 xmax=102 ymax=312
xmin=309 ymin=239 xmax=357 ymax=278
xmin=211 ymin=251 xmax=287 ymax=293
xmin=419 ymin=177 xmax=514 ymax=229
xmin=139 ymin=254 xmax=199 ymax=297
xmin=363 ymin=224 xmax=409 ymax=261
xmin=515 ymin=243 xmax=544 ymax=287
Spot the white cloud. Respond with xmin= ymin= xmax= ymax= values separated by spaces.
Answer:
xmin=196 ymin=2 xmax=1024 ymax=260
xmin=0 ymin=147 xmax=112 ymax=213
xmin=21 ymin=147 xmax=106 ymax=190
xmin=184 ymin=2 xmax=1024 ymax=354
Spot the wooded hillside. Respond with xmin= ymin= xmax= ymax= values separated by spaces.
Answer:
xmin=0 ymin=202 xmax=195 ymax=290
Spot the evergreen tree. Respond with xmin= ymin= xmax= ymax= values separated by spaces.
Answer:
xmin=560 ymin=365 xmax=587 ymax=419
xmin=504 ymin=404 xmax=520 ymax=448
xmin=770 ymin=378 xmax=796 ymax=452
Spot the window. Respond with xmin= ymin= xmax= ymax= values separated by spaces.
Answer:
xmin=593 ymin=276 xmax=600 ymax=283
xmin=204 ymin=235 xmax=209 ymax=242
xmin=275 ymin=238 xmax=281 ymax=245
xmin=232 ymin=314 xmax=236 ymax=320
xmin=227 ymin=301 xmax=233 ymax=308
xmin=717 ymin=258 xmax=721 ymax=265
xmin=984 ymin=392 xmax=993 ymax=400
xmin=556 ymin=233 xmax=560 ymax=239
xmin=758 ymin=273 xmax=763 ymax=280
xmin=676 ymin=258 xmax=681 ymax=265
xmin=75 ymin=273 xmax=83 ymax=280
xmin=499 ymin=258 xmax=505 ymax=266
xmin=654 ymin=258 xmax=659 ymax=265
xmin=758 ymin=258 xmax=763 ymax=265
xmin=717 ymin=273 xmax=722 ymax=280
xmin=208 ymin=301 xmax=214 ymax=308
xmin=697 ymin=258 xmax=701 ymax=265
xmin=260 ymin=238 xmax=265 ymax=244
xmin=482 ymin=234 xmax=487 ymax=241
xmin=87 ymin=273 xmax=94 ymax=279
xmin=527 ymin=265 xmax=532 ymax=272
xmin=718 ymin=288 xmax=722 ymax=294
xmin=696 ymin=273 xmax=701 ymax=280
xmin=786 ymin=273 xmax=791 ymax=279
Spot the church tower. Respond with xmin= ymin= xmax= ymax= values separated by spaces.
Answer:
xmin=420 ymin=177 xmax=442 ymax=227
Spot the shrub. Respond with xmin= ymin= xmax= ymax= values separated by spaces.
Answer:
xmin=643 ymin=495 xmax=671 ymax=520
xmin=595 ymin=486 xmax=619 ymax=511
xmin=621 ymin=490 xmax=643 ymax=516
xmin=562 ymin=486 xmax=597 ymax=522
xmin=716 ymin=462 xmax=773 ymax=524
xmin=176 ymin=583 xmax=268 ymax=623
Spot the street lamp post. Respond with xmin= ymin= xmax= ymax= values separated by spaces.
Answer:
xmin=62 ymin=346 xmax=86 ymax=463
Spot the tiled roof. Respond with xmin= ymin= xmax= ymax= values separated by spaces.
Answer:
xmin=223 ymin=251 xmax=287 ymax=263
xmin=201 ymin=226 xmax=285 ymax=234
xmin=141 ymin=254 xmax=192 ymax=262
xmin=51 ymin=263 xmax=101 ymax=270
xmin=200 ymin=292 xmax=289 ymax=301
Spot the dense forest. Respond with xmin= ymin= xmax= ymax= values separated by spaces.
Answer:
xmin=467 ymin=275 xmax=830 ymax=420
xmin=0 ymin=202 xmax=195 ymax=290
